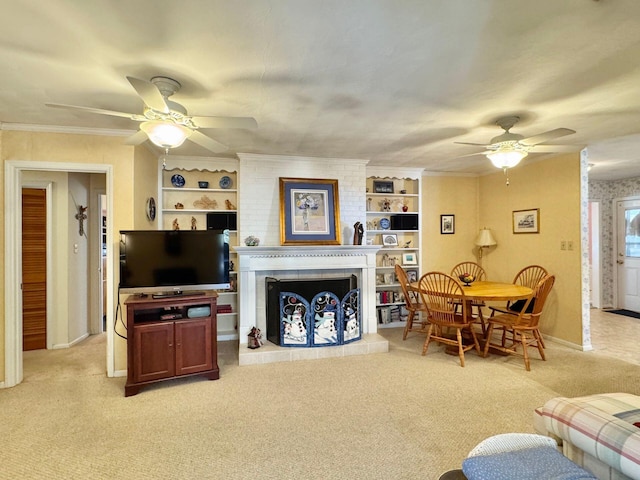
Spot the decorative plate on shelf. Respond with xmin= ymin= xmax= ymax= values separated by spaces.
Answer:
xmin=171 ymin=174 xmax=185 ymax=188
xmin=379 ymin=218 xmax=390 ymax=230
xmin=219 ymin=175 xmax=232 ymax=189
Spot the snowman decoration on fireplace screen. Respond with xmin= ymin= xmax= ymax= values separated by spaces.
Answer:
xmin=313 ymin=293 xmax=338 ymax=345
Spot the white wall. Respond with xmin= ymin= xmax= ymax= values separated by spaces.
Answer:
xmin=67 ymin=173 xmax=91 ymax=345
xmin=236 ymin=153 xmax=368 ymax=246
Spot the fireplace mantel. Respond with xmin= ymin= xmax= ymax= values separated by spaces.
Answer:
xmin=234 ymin=245 xmax=388 ymax=365
xmin=235 ymin=244 xmax=380 ymax=269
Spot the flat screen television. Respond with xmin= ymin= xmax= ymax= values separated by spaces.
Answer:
xmin=119 ymin=230 xmax=230 ymax=295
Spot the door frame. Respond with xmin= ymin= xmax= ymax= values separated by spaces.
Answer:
xmin=589 ymin=201 xmax=601 ymax=309
xmin=612 ymin=195 xmax=640 ymax=309
xmin=91 ymin=191 xmax=107 ymax=335
xmin=21 ymin=182 xmax=54 ymax=349
xmin=4 ymin=160 xmax=114 ymax=388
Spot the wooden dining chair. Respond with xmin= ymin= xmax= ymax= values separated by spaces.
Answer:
xmin=489 ymin=265 xmax=548 ymax=315
xmin=450 ymin=261 xmax=487 ymax=335
xmin=482 ymin=274 xmax=556 ymax=371
xmin=488 ymin=264 xmax=549 ymax=346
xmin=395 ymin=264 xmax=429 ymax=340
xmin=418 ymin=271 xmax=481 ymax=367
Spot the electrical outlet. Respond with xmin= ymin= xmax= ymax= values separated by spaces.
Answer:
xmin=560 ymin=241 xmax=566 ymax=250
xmin=568 ymin=240 xmax=574 ymax=251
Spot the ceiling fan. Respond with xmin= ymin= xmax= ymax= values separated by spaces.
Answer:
xmin=455 ymin=116 xmax=576 ymax=169
xmin=46 ymin=76 xmax=257 ymax=153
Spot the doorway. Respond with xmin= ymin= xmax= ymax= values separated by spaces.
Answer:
xmin=4 ymin=161 xmax=114 ymax=388
xmin=615 ymin=198 xmax=640 ymax=311
xmin=22 ymin=188 xmax=47 ymax=350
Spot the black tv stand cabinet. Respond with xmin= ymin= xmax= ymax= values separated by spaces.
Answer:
xmin=124 ymin=292 xmax=219 ymax=397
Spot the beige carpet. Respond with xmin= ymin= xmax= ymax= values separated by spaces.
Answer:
xmin=3 ymin=328 xmax=640 ymax=480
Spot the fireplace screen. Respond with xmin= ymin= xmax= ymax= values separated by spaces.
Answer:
xmin=279 ymin=289 xmax=360 ymax=347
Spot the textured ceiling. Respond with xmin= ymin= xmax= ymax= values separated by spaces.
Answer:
xmin=2 ymin=0 xmax=640 ymax=180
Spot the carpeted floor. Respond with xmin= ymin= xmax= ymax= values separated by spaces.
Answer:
xmin=3 ymin=326 xmax=640 ymax=479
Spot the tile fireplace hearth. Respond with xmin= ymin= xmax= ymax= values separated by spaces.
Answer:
xmin=234 ymin=245 xmax=388 ymax=365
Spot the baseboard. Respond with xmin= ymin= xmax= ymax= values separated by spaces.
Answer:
xmin=544 ymin=334 xmax=592 ymax=352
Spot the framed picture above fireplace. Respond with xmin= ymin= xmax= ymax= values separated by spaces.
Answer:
xmin=279 ymin=177 xmax=342 ymax=245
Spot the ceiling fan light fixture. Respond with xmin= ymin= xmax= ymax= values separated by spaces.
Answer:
xmin=486 ymin=148 xmax=528 ymax=169
xmin=140 ymin=121 xmax=191 ymax=149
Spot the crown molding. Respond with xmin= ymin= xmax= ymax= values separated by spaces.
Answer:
xmin=0 ymin=122 xmax=135 ymax=137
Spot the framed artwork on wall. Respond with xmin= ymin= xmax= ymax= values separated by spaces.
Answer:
xmin=513 ymin=208 xmax=540 ymax=234
xmin=440 ymin=214 xmax=455 ymax=234
xmin=279 ymin=177 xmax=341 ymax=245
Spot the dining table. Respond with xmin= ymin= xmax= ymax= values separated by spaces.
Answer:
xmin=409 ymin=280 xmax=533 ymax=303
xmin=408 ymin=279 xmax=534 ymax=354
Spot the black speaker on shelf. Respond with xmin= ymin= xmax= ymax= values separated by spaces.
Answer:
xmin=207 ymin=212 xmax=237 ymax=231
xmin=390 ymin=214 xmax=418 ymax=230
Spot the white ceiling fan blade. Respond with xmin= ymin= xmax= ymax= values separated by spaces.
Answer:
xmin=520 ymin=128 xmax=576 ymax=146
xmin=454 ymin=141 xmax=490 ymax=147
xmin=456 ymin=150 xmax=493 ymax=158
xmin=46 ymin=103 xmax=143 ymax=120
xmin=123 ymin=130 xmax=149 ymax=145
xmin=188 ymin=130 xmax=228 ymax=153
xmin=192 ymin=116 xmax=258 ymax=130
xmin=126 ymin=76 xmax=169 ymax=113
xmin=528 ymin=144 xmax=579 ymax=153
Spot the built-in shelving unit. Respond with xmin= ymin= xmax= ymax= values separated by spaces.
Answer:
xmin=158 ymin=157 xmax=240 ymax=341
xmin=366 ymin=167 xmax=423 ymax=328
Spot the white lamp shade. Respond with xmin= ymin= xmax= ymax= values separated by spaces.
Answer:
xmin=486 ymin=149 xmax=527 ymax=169
xmin=141 ymin=121 xmax=192 ymax=149
xmin=475 ymin=228 xmax=497 ymax=247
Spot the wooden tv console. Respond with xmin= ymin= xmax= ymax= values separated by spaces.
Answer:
xmin=124 ymin=292 xmax=219 ymax=397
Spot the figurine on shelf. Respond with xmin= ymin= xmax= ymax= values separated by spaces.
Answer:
xmin=225 ymin=199 xmax=236 ymax=210
xmin=353 ymin=221 xmax=364 ymax=245
xmin=175 ymin=202 xmax=184 ymax=209
xmin=191 ymin=216 xmax=197 ymax=230
xmin=380 ymin=198 xmax=391 ymax=212
xmin=193 ymin=195 xmax=217 ymax=210
xmin=172 ymin=218 xmax=180 ymax=230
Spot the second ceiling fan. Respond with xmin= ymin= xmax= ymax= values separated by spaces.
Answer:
xmin=456 ymin=116 xmax=576 ymax=169
xmin=47 ymin=75 xmax=258 ymax=153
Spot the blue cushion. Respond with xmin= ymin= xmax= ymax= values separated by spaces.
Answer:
xmin=462 ymin=446 xmax=597 ymax=480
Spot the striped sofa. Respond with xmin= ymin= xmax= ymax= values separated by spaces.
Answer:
xmin=535 ymin=393 xmax=640 ymax=480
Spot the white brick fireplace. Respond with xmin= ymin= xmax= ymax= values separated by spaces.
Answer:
xmin=234 ymin=153 xmax=389 ymax=365
xmin=235 ymin=245 xmax=389 ymax=365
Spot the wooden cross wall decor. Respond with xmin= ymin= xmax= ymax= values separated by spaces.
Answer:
xmin=75 ymin=205 xmax=88 ymax=236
